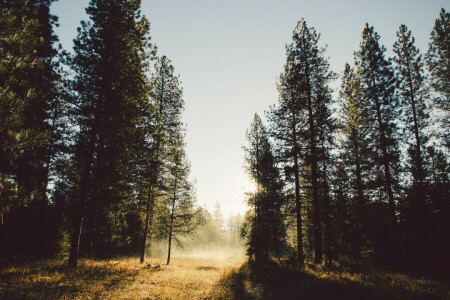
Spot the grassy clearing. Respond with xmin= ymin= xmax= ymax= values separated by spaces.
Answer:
xmin=1 ymin=256 xmax=448 ymax=299
xmin=0 ymin=257 xmax=243 ymax=299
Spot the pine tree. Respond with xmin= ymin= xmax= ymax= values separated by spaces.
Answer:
xmin=139 ymin=55 xmax=183 ymax=263
xmin=426 ymin=8 xmax=449 ymax=147
xmin=161 ymin=131 xmax=198 ymax=265
xmin=267 ymin=53 xmax=305 ymax=266
xmin=212 ymin=202 xmax=225 ymax=234
xmin=393 ymin=24 xmax=429 ymax=220
xmin=0 ymin=0 xmax=58 ymax=204
xmin=337 ymin=63 xmax=371 ymax=256
xmin=316 ymin=82 xmax=336 ymax=266
xmin=288 ymin=19 xmax=335 ymax=264
xmin=332 ymin=157 xmax=350 ymax=255
xmin=0 ymin=0 xmax=60 ymax=258
xmin=354 ymin=23 xmax=400 ymax=224
xmin=67 ymin=0 xmax=152 ymax=267
xmin=243 ymin=114 xmax=284 ymax=262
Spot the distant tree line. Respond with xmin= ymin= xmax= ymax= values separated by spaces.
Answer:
xmin=191 ymin=202 xmax=243 ymax=251
xmin=243 ymin=9 xmax=449 ymax=274
xmin=0 ymin=0 xmax=203 ymax=267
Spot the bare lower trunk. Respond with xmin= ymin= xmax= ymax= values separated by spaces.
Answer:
xmin=355 ymin=144 xmax=365 ymax=254
xmin=68 ymin=139 xmax=96 ymax=268
xmin=140 ymin=183 xmax=153 ymax=264
xmin=167 ymin=183 xmax=176 ymax=265
xmin=293 ymin=143 xmax=304 ymax=267
xmin=408 ymin=69 xmax=426 ymax=218
xmin=321 ymin=142 xmax=331 ymax=266
xmin=68 ymin=215 xmax=83 ymax=267
xmin=166 ymin=226 xmax=173 ymax=265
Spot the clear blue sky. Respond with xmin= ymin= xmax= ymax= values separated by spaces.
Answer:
xmin=51 ymin=0 xmax=448 ymax=215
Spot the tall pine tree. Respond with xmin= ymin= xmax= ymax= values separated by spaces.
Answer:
xmin=139 ymin=55 xmax=184 ymax=263
xmin=243 ymin=114 xmax=284 ymax=262
xmin=161 ymin=131 xmax=198 ymax=265
xmin=67 ymin=0 xmax=152 ymax=267
xmin=288 ymin=19 xmax=335 ymax=264
xmin=337 ymin=63 xmax=371 ymax=256
xmin=393 ymin=24 xmax=429 ymax=221
xmin=267 ymin=54 xmax=305 ymax=266
xmin=354 ymin=24 xmax=400 ymax=225
xmin=0 ymin=0 xmax=60 ymax=258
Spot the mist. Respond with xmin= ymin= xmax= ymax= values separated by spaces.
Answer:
xmin=149 ymin=203 xmax=246 ymax=263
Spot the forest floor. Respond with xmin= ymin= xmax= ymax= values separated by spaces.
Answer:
xmin=0 ymin=256 xmax=448 ymax=299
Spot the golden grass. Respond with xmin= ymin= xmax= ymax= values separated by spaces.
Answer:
xmin=1 ymin=256 xmax=448 ymax=299
xmin=0 ymin=257 xmax=244 ymax=299
xmin=211 ymin=258 xmax=450 ymax=299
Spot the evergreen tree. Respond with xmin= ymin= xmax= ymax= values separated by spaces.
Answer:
xmin=1 ymin=0 xmax=59 ymax=205
xmin=354 ymin=23 xmax=400 ymax=224
xmin=243 ymin=114 xmax=284 ymax=262
xmin=285 ymin=19 xmax=335 ymax=264
xmin=212 ymin=202 xmax=225 ymax=234
xmin=67 ymin=0 xmax=152 ymax=267
xmin=426 ymin=8 xmax=449 ymax=147
xmin=316 ymin=86 xmax=335 ymax=266
xmin=160 ymin=131 xmax=198 ymax=265
xmin=337 ymin=63 xmax=371 ymax=257
xmin=332 ymin=157 xmax=351 ymax=255
xmin=0 ymin=0 xmax=58 ymax=202
xmin=0 ymin=0 xmax=60 ymax=258
xmin=267 ymin=53 xmax=305 ymax=267
xmin=139 ymin=55 xmax=183 ymax=263
xmin=393 ymin=24 xmax=429 ymax=220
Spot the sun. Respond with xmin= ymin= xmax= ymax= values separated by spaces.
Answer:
xmin=242 ymin=173 xmax=257 ymax=195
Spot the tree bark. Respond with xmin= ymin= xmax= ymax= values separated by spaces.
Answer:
xmin=304 ymin=59 xmax=322 ymax=264
xmin=354 ymin=138 xmax=366 ymax=254
xmin=167 ymin=176 xmax=177 ymax=265
xmin=321 ymin=139 xmax=332 ymax=266
xmin=140 ymin=180 xmax=154 ymax=264
xmin=370 ymin=70 xmax=397 ymax=224
xmin=68 ymin=133 xmax=96 ymax=268
xmin=406 ymin=59 xmax=426 ymax=218
xmin=292 ymin=119 xmax=304 ymax=267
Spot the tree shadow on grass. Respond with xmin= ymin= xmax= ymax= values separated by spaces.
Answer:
xmin=212 ymin=260 xmax=441 ymax=300
xmin=0 ymin=259 xmax=139 ymax=299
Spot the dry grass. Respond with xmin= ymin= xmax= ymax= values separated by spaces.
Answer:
xmin=1 ymin=256 xmax=448 ymax=299
xmin=0 ymin=257 xmax=243 ymax=299
xmin=212 ymin=258 xmax=450 ymax=300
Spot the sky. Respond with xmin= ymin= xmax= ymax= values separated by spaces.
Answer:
xmin=51 ymin=0 xmax=449 ymax=216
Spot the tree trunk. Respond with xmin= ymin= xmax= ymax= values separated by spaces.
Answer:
xmin=263 ymin=208 xmax=269 ymax=262
xmin=304 ymin=59 xmax=322 ymax=264
xmin=68 ymin=134 xmax=97 ymax=268
xmin=354 ymin=139 xmax=366 ymax=254
xmin=370 ymin=71 xmax=397 ymax=224
xmin=292 ymin=121 xmax=304 ymax=267
xmin=321 ymin=139 xmax=332 ymax=266
xmin=140 ymin=181 xmax=154 ymax=264
xmin=167 ymin=178 xmax=177 ymax=265
xmin=42 ymin=104 xmax=58 ymax=199
xmin=406 ymin=62 xmax=426 ymax=219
